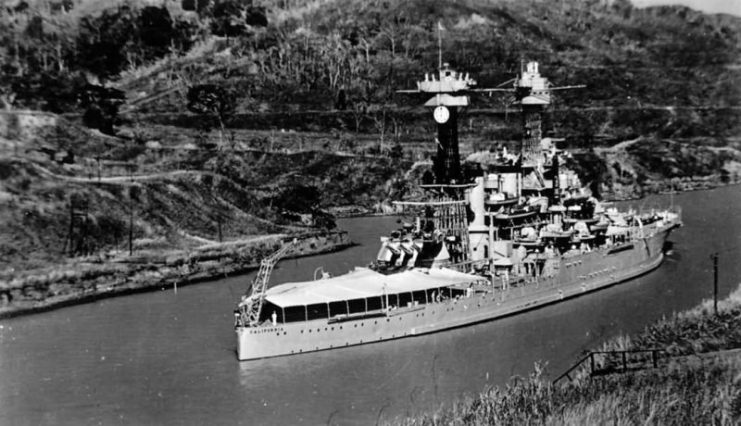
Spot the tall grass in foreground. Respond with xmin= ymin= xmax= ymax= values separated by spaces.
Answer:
xmin=395 ymin=284 xmax=741 ymax=425
xmin=398 ymin=358 xmax=741 ymax=425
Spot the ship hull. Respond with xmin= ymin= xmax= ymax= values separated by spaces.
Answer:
xmin=236 ymin=222 xmax=678 ymax=361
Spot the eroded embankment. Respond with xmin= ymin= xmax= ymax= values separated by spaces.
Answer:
xmin=0 ymin=230 xmax=351 ymax=319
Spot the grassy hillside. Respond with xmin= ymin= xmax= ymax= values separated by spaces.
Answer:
xmin=395 ymin=285 xmax=741 ymax=425
xmin=0 ymin=117 xmax=410 ymax=272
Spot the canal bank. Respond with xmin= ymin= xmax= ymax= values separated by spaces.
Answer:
xmin=0 ymin=230 xmax=351 ymax=319
xmin=395 ymin=283 xmax=741 ymax=425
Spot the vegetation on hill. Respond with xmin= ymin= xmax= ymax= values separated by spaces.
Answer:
xmin=1 ymin=0 xmax=740 ymax=275
xmin=3 ymin=0 xmax=740 ymax=134
xmin=0 ymin=121 xmax=410 ymax=272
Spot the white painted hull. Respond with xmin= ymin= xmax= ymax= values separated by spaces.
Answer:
xmin=236 ymin=221 xmax=678 ymax=361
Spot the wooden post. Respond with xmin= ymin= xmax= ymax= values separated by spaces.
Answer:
xmin=129 ymin=167 xmax=134 ymax=256
xmin=622 ymin=352 xmax=627 ymax=372
xmin=652 ymin=350 xmax=658 ymax=368
xmin=67 ymin=196 xmax=74 ymax=256
xmin=590 ymin=352 xmax=595 ymax=376
xmin=128 ymin=198 xmax=133 ymax=257
xmin=218 ymin=217 xmax=223 ymax=242
xmin=712 ymin=253 xmax=719 ymax=315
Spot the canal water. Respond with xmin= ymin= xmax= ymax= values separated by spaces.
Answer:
xmin=1 ymin=186 xmax=740 ymax=425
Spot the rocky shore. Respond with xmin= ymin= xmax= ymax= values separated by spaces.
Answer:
xmin=0 ymin=230 xmax=351 ymax=319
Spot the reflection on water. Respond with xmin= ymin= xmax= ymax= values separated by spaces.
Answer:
xmin=1 ymin=186 xmax=740 ymax=425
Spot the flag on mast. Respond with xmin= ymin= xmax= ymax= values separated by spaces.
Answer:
xmin=437 ymin=21 xmax=444 ymax=70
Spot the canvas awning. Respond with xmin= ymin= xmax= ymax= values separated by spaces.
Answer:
xmin=264 ymin=267 xmax=483 ymax=307
xmin=605 ymin=225 xmax=629 ymax=236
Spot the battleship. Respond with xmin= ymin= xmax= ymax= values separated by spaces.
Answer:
xmin=233 ymin=61 xmax=682 ymax=361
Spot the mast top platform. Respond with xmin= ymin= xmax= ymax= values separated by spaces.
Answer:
xmin=418 ymin=63 xmax=476 ymax=94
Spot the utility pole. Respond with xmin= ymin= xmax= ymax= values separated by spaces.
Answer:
xmin=67 ymin=195 xmax=74 ymax=256
xmin=96 ymin=155 xmax=101 ymax=185
xmin=128 ymin=165 xmax=134 ymax=257
xmin=217 ymin=215 xmax=223 ymax=242
xmin=129 ymin=194 xmax=133 ymax=256
xmin=711 ymin=252 xmax=719 ymax=315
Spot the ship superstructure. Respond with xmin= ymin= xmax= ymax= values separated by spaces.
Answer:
xmin=233 ymin=61 xmax=681 ymax=361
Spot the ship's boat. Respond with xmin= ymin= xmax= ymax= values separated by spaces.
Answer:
xmin=233 ymin=60 xmax=682 ymax=361
xmin=495 ymin=208 xmax=536 ymax=221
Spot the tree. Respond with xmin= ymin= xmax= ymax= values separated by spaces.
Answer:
xmin=137 ymin=6 xmax=176 ymax=61
xmin=75 ymin=6 xmax=136 ymax=79
xmin=210 ymin=0 xmax=248 ymax=38
xmin=80 ymin=84 xmax=126 ymax=135
xmin=209 ymin=0 xmax=267 ymax=39
xmin=272 ymin=183 xmax=322 ymax=214
xmin=186 ymin=84 xmax=236 ymax=148
xmin=182 ymin=0 xmax=212 ymax=14
xmin=76 ymin=5 xmax=197 ymax=79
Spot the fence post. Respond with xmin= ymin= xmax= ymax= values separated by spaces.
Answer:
xmin=712 ymin=253 xmax=719 ymax=316
xmin=590 ymin=352 xmax=595 ymax=376
xmin=652 ymin=350 xmax=658 ymax=368
xmin=622 ymin=352 xmax=627 ymax=372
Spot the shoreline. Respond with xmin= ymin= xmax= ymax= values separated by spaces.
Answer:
xmin=0 ymin=230 xmax=352 ymax=320
xmin=3 ymin=180 xmax=736 ymax=319
xmin=394 ymin=285 xmax=741 ymax=425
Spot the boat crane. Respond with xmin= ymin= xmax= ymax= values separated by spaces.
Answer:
xmin=237 ymin=239 xmax=296 ymax=327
